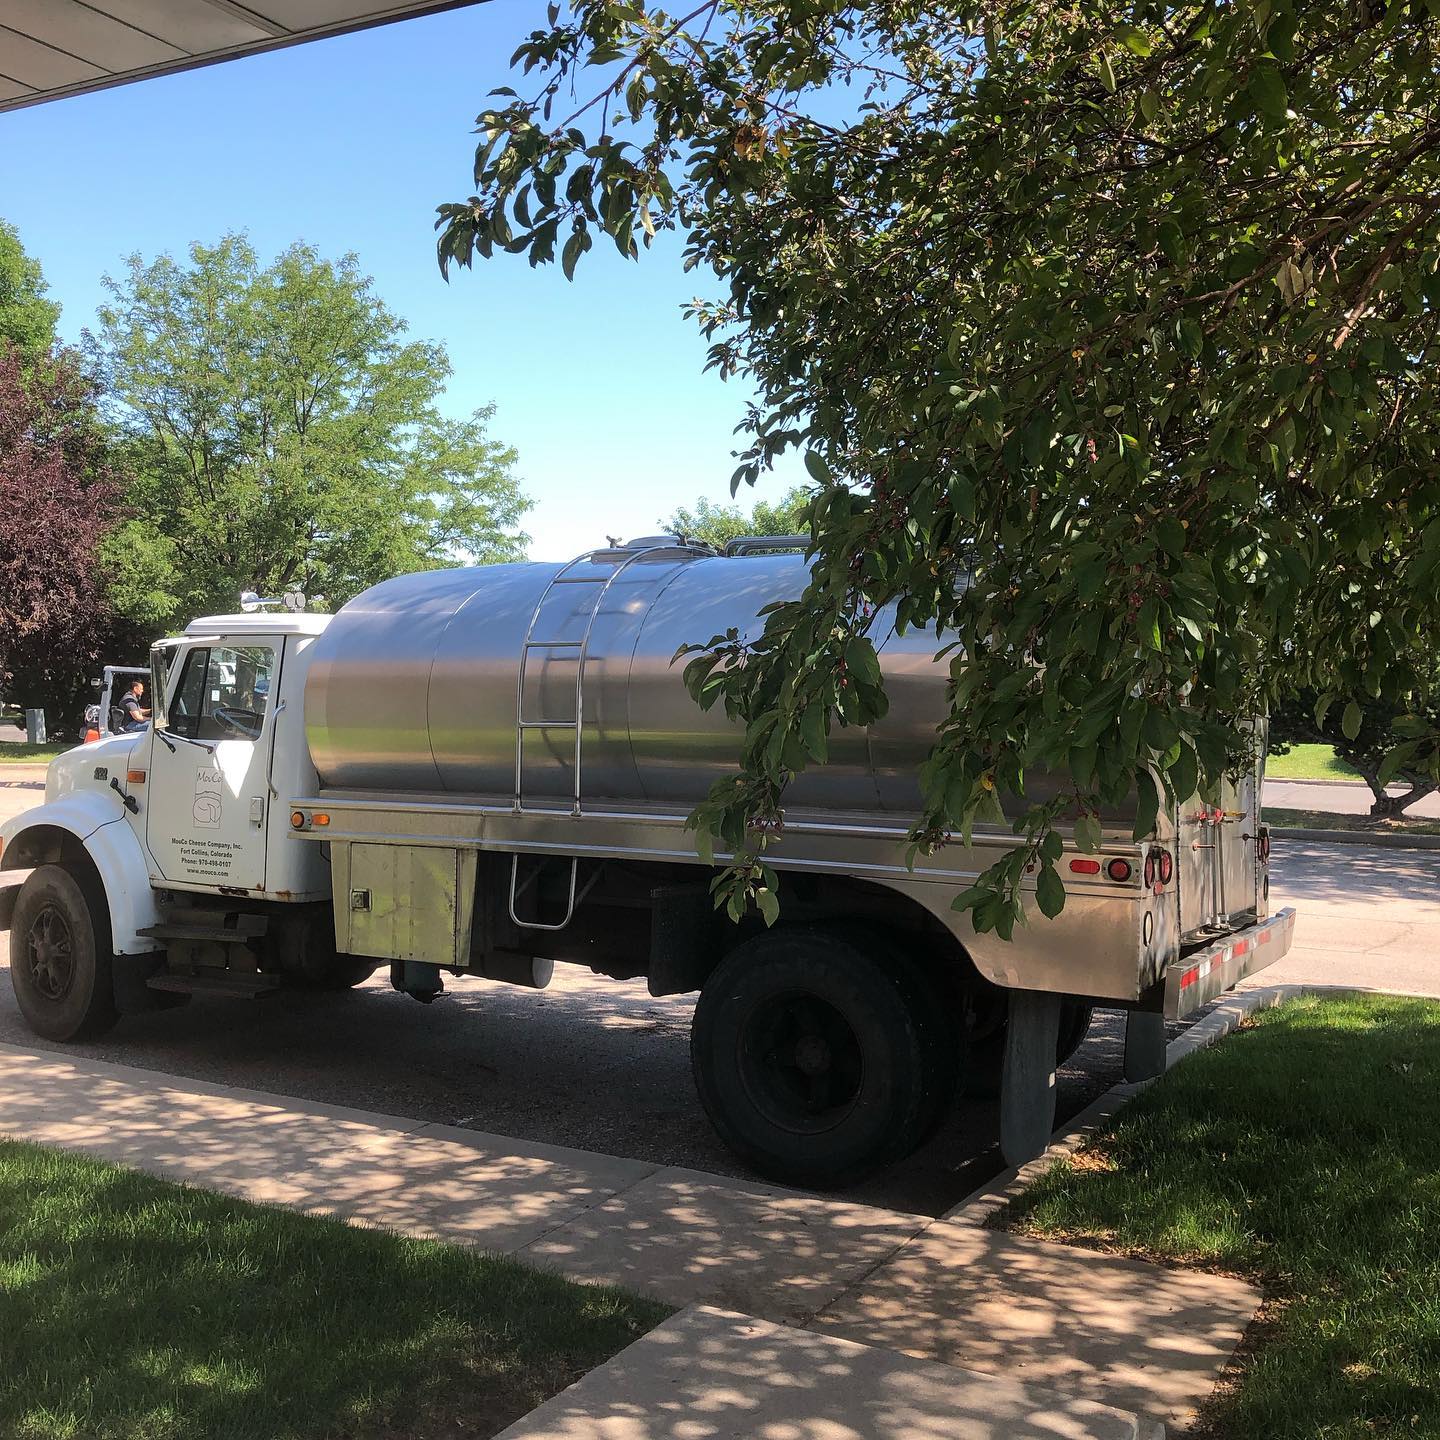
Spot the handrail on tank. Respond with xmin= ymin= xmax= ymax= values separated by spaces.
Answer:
xmin=508 ymin=539 xmax=708 ymax=930
xmin=722 ymin=535 xmax=810 ymax=556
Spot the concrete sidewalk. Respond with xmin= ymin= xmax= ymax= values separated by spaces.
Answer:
xmin=0 ymin=1042 xmax=1258 ymax=1432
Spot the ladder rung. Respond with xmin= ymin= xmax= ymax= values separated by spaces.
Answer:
xmin=523 ymin=640 xmax=582 ymax=649
xmin=518 ymin=719 xmax=579 ymax=729
xmin=550 ymin=574 xmax=615 ymax=584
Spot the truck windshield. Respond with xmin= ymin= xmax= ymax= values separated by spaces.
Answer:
xmin=150 ymin=643 xmax=178 ymax=729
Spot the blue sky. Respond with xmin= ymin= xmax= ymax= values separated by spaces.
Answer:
xmin=0 ymin=3 xmax=801 ymax=561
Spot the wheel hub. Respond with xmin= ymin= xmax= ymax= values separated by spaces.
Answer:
xmin=27 ymin=905 xmax=75 ymax=1001
xmin=794 ymin=1034 xmax=831 ymax=1076
xmin=741 ymin=991 xmax=864 ymax=1134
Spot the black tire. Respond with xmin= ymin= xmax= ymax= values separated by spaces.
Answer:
xmin=311 ymin=955 xmax=379 ymax=991
xmin=691 ymin=927 xmax=931 ymax=1188
xmin=960 ymin=991 xmax=1095 ymax=1099
xmin=9 ymin=863 xmax=119 ymax=1042
xmin=272 ymin=911 xmax=378 ymax=990
xmin=869 ymin=938 xmax=962 ymax=1145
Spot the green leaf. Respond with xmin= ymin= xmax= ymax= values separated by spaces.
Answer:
xmin=1247 ymin=65 xmax=1288 ymax=119
xmin=1342 ymin=700 xmax=1363 ymax=741
xmin=804 ymin=451 xmax=832 ymax=484
xmin=1075 ymin=814 xmax=1103 ymax=853
xmin=1097 ymin=51 xmax=1117 ymax=93
xmin=756 ymin=887 xmax=780 ymax=927
xmin=1132 ymin=769 xmax=1160 ymax=840
xmin=1036 ymin=863 xmax=1066 ymax=918
xmin=1115 ymin=23 xmax=1152 ymax=56
xmin=1157 ymin=220 xmax=1185 ymax=265
xmin=1137 ymin=599 xmax=1163 ymax=651
xmin=1157 ymin=516 xmax=1187 ymax=557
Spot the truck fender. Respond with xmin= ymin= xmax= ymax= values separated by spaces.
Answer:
xmin=0 ymin=795 xmax=161 ymax=955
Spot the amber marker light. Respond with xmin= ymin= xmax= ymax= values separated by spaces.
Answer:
xmin=291 ymin=811 xmax=306 ymax=830
xmin=127 ymin=770 xmax=147 ymax=784
xmin=312 ymin=814 xmax=330 ymax=827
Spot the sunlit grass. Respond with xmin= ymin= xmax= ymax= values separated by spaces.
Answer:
xmin=0 ymin=1141 xmax=669 ymax=1440
xmin=1264 ymin=744 xmax=1359 ymax=781
xmin=0 ymin=742 xmax=66 ymax=764
xmin=1001 ymin=995 xmax=1440 ymax=1439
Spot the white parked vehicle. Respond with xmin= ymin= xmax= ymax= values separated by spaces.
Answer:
xmin=0 ymin=539 xmax=1294 ymax=1184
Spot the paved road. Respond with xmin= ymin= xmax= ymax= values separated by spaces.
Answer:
xmin=1262 ymin=838 xmax=1440 ymax=996
xmin=2 ymin=774 xmax=1433 ymax=1214
xmin=1264 ymin=777 xmax=1440 ymax=818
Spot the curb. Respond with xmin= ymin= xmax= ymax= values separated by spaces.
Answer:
xmin=1272 ymin=826 xmax=1440 ymax=851
xmin=941 ymin=983 xmax=1402 ymax=1226
xmin=1267 ymin=777 xmax=1388 ymax=790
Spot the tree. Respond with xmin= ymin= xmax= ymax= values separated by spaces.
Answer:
xmin=91 ymin=235 xmax=530 ymax=628
xmin=1270 ymin=691 xmax=1440 ymax=820
xmin=0 ymin=344 xmax=123 ymax=729
xmin=0 ymin=219 xmax=60 ymax=364
xmin=662 ymin=487 xmax=810 ymax=547
xmin=436 ymin=0 xmax=1440 ymax=934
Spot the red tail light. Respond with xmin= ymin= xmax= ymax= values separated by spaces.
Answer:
xmin=1157 ymin=849 xmax=1174 ymax=884
xmin=1107 ymin=858 xmax=1133 ymax=882
xmin=1069 ymin=858 xmax=1101 ymax=874
xmin=1143 ymin=853 xmax=1156 ymax=887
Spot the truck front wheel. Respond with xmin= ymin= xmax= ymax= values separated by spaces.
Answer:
xmin=9 ymin=864 xmax=120 ymax=1042
xmin=691 ymin=928 xmax=932 ymax=1188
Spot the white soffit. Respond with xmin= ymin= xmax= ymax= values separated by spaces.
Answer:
xmin=0 ymin=1 xmax=480 ymax=112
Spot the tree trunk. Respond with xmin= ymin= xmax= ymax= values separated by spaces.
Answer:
xmin=1370 ymin=781 xmax=1438 ymax=819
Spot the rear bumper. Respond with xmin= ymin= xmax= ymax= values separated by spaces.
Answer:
xmin=1164 ymin=906 xmax=1297 ymax=1020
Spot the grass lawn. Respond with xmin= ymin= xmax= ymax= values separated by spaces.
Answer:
xmin=1264 ymin=744 xmax=1359 ymax=781
xmin=1263 ymin=805 xmax=1440 ymax=837
xmin=999 ymin=994 xmax=1440 ymax=1439
xmin=0 ymin=1139 xmax=670 ymax=1440
xmin=0 ymin=742 xmax=67 ymax=764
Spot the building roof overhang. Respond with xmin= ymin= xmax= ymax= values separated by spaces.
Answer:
xmin=0 ymin=2 xmax=477 ymax=113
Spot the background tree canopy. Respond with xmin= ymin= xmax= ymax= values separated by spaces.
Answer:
xmin=438 ymin=0 xmax=1440 ymax=934
xmin=662 ymin=486 xmax=810 ymax=546
xmin=0 ymin=218 xmax=60 ymax=365
xmin=0 ymin=345 xmax=123 ymax=724
xmin=91 ymin=235 xmax=530 ymax=627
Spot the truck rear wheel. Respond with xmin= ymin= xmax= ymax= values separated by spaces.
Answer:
xmin=960 ymin=992 xmax=1094 ymax=1099
xmin=690 ymin=927 xmax=934 ymax=1188
xmin=9 ymin=864 xmax=119 ymax=1042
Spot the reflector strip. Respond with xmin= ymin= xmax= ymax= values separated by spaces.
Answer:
xmin=1180 ymin=957 xmax=1215 ymax=990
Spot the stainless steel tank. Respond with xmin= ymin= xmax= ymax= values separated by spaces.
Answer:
xmin=304 ymin=541 xmax=949 ymax=813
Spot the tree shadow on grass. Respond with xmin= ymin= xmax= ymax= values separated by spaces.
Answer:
xmin=0 ymin=1142 xmax=668 ymax=1440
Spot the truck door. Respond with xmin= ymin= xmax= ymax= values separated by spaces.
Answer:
xmin=145 ymin=641 xmax=279 ymax=893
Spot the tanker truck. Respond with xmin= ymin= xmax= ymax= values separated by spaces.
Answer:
xmin=0 ymin=538 xmax=1294 ymax=1185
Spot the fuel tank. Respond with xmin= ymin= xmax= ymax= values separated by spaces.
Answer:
xmin=304 ymin=541 xmax=952 ymax=813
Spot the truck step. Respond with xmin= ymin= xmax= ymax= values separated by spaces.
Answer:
xmin=137 ymin=922 xmax=267 ymax=945
xmin=145 ymin=972 xmax=281 ymax=999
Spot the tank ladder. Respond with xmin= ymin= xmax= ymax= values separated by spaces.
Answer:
xmin=507 ymin=542 xmax=695 ymax=931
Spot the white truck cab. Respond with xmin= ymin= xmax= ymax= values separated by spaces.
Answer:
xmin=0 ymin=612 xmax=365 ymax=1046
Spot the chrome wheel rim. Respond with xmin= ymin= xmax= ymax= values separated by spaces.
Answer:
xmin=27 ymin=904 xmax=76 ymax=1002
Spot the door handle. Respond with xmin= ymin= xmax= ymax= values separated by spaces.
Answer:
xmin=249 ymin=796 xmax=266 ymax=827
